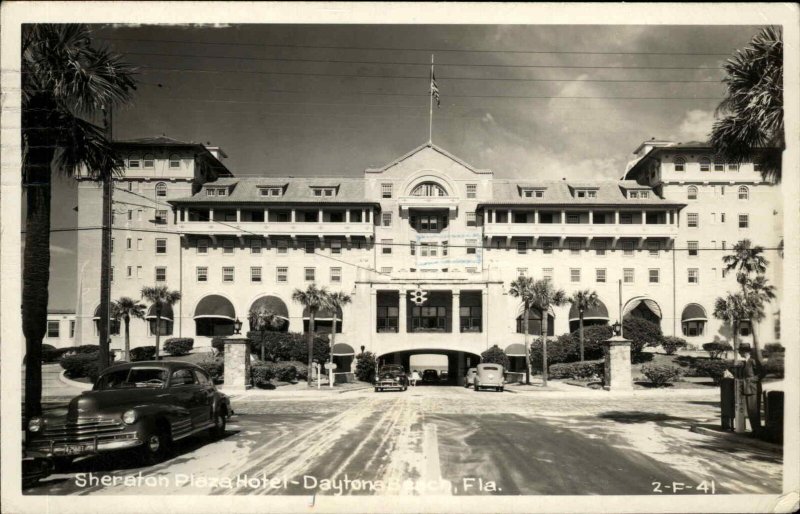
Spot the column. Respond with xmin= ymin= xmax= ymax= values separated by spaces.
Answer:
xmin=346 ymin=209 xmax=351 ymax=223
xmin=319 ymin=208 xmax=323 ymax=223
xmin=603 ymin=336 xmax=633 ymax=391
xmin=481 ymin=290 xmax=489 ymax=341
xmin=398 ymin=289 xmax=407 ymax=334
xmin=507 ymin=210 xmax=512 ymax=224
xmin=209 ymin=208 xmax=214 ymax=222
xmin=561 ymin=210 xmax=566 ymax=224
xmin=222 ymin=336 xmax=251 ymax=391
xmin=614 ymin=210 xmax=620 ymax=224
xmin=452 ymin=290 xmax=461 ymax=334
xmin=236 ymin=208 xmax=241 ymax=223
xmin=589 ymin=210 xmax=594 ymax=224
xmin=641 ymin=209 xmax=647 ymax=225
xmin=264 ymin=207 xmax=269 ymax=223
xmin=361 ymin=208 xmax=366 ymax=223
xmin=291 ymin=209 xmax=296 ymax=223
xmin=534 ymin=210 xmax=539 ymax=224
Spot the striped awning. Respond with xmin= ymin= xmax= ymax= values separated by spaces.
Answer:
xmin=624 ymin=298 xmax=662 ymax=319
xmin=681 ymin=303 xmax=707 ymax=322
xmin=250 ymin=295 xmax=289 ymax=319
xmin=303 ymin=305 xmax=343 ymax=320
xmin=332 ymin=343 xmax=355 ymax=356
xmin=193 ymin=295 xmax=235 ymax=320
xmin=568 ymin=300 xmax=610 ymax=322
xmin=145 ymin=302 xmax=174 ymax=322
xmin=505 ymin=343 xmax=526 ymax=357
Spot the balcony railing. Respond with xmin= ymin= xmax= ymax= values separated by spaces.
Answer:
xmin=176 ymin=221 xmax=373 ymax=237
xmin=483 ymin=222 xmax=678 ymax=238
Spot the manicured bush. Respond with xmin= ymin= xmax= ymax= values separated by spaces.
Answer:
xmin=211 ymin=337 xmax=227 ymax=354
xmin=530 ymin=335 xmax=576 ymax=370
xmin=293 ymin=361 xmax=309 ymax=381
xmin=251 ymin=363 xmax=277 ymax=388
xmin=621 ymin=317 xmax=663 ymax=354
xmin=246 ymin=331 xmax=330 ymax=364
xmin=703 ymin=342 xmax=733 ymax=359
xmin=271 ymin=362 xmax=299 ymax=382
xmin=60 ymin=353 xmax=102 ymax=382
xmin=764 ymin=343 xmax=785 ymax=356
xmin=481 ymin=345 xmax=509 ymax=369
xmin=130 ymin=346 xmax=157 ymax=362
xmin=63 ymin=344 xmax=102 ymax=355
xmin=763 ymin=354 xmax=784 ymax=378
xmin=641 ymin=365 xmax=682 ymax=387
xmin=548 ymin=360 xmax=604 ymax=380
xmin=42 ymin=345 xmax=71 ymax=363
xmin=163 ymin=338 xmax=194 ymax=356
xmin=197 ymin=356 xmax=224 ymax=383
xmin=355 ymin=351 xmax=378 ymax=383
xmin=569 ymin=325 xmax=613 ymax=361
xmin=691 ymin=359 xmax=732 ymax=385
xmin=661 ymin=336 xmax=688 ymax=355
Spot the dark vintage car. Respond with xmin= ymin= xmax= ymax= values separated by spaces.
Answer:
xmin=421 ymin=369 xmax=439 ymax=383
xmin=25 ymin=361 xmax=233 ymax=465
xmin=374 ymin=364 xmax=408 ymax=392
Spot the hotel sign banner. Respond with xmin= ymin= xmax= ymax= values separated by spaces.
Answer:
xmin=415 ymin=231 xmax=482 ymax=268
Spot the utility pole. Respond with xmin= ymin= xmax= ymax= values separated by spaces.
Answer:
xmin=618 ymin=279 xmax=624 ymax=339
xmin=98 ymin=105 xmax=114 ymax=369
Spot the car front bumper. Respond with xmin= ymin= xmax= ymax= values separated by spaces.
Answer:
xmin=26 ymin=418 xmax=143 ymax=458
xmin=375 ymin=381 xmax=404 ymax=390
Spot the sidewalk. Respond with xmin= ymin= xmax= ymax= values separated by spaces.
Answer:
xmin=690 ymin=423 xmax=783 ymax=455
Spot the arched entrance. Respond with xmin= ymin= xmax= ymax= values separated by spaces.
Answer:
xmin=194 ymin=294 xmax=236 ymax=337
xmin=248 ymin=295 xmax=290 ymax=332
xmin=303 ymin=305 xmax=343 ymax=334
xmin=331 ymin=343 xmax=355 ymax=373
xmin=378 ymin=348 xmax=481 ymax=386
xmin=681 ymin=303 xmax=707 ymax=337
xmin=145 ymin=302 xmax=174 ymax=336
xmin=623 ymin=296 xmax=662 ymax=327
xmin=568 ymin=299 xmax=610 ymax=333
xmin=504 ymin=343 xmax=527 ymax=384
xmin=515 ymin=305 xmax=555 ymax=336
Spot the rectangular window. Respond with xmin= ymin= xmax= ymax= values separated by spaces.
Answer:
xmin=721 ymin=213 xmax=726 ymax=223
xmin=596 ymin=268 xmax=606 ymax=283
xmin=69 ymin=320 xmax=76 ymax=338
xmin=569 ymin=240 xmax=581 ymax=255
xmin=517 ymin=268 xmax=528 ymax=277
xmin=687 ymin=213 xmax=699 ymax=228
xmin=110 ymin=267 xmax=114 ymax=282
xmin=197 ymin=238 xmax=208 ymax=254
xmin=442 ymin=241 xmax=448 ymax=256
xmin=688 ymin=268 xmax=699 ymax=284
xmin=330 ymin=267 xmax=342 ymax=283
xmin=594 ymin=240 xmax=607 ymax=256
xmin=111 ymin=238 xmax=115 ymax=253
xmin=169 ymin=156 xmax=180 ymax=168
xmin=330 ymin=240 xmax=342 ymax=254
xmin=206 ymin=188 xmax=216 ymax=197
xmin=381 ymin=239 xmax=392 ymax=254
xmin=466 ymin=239 xmax=477 ymax=255
xmin=136 ymin=266 xmax=142 ymax=279
xmin=542 ymin=240 xmax=554 ymax=254
xmin=542 ymin=268 xmax=554 ymax=282
xmin=376 ymin=306 xmax=399 ymax=333
xmin=47 ymin=321 xmax=60 ymax=338
xmin=277 ymin=240 xmax=288 ymax=254
xmin=137 ymin=238 xmax=143 ymax=251
xmin=623 ymin=268 xmax=634 ymax=284
xmin=535 ymin=190 xmax=544 ymax=198
xmin=722 ymin=241 xmax=726 ymax=250
xmin=127 ymin=265 xmax=133 ymax=278
xmin=714 ymin=161 xmax=725 ymax=172
xmin=420 ymin=243 xmax=438 ymax=257
xmin=222 ymin=267 xmax=234 ymax=283
xmin=466 ymin=212 xmax=477 ymax=226
xmin=380 ymin=267 xmax=392 ymax=274
xmin=620 ymin=213 xmax=633 ymax=224
xmin=466 ymin=184 xmax=477 ymax=198
xmin=126 ymin=238 xmax=132 ymax=250
xmin=640 ymin=191 xmax=649 ymax=199
xmin=410 ymin=241 xmax=416 ymax=256
xmin=218 ymin=188 xmax=227 ymax=197
xmin=155 ymin=210 xmax=168 ymax=223
xmin=127 ymin=210 xmax=133 ymax=221
xmin=137 ymin=209 xmax=143 ymax=221
xmin=223 ymin=239 xmax=234 ymax=254
xmin=155 ymin=267 xmax=166 ymax=282
xmin=251 ymin=267 xmax=262 ymax=283
xmin=381 ymin=183 xmax=393 ymax=198
xmin=516 ymin=241 xmax=527 ymax=254
xmin=466 ymin=267 xmax=477 ymax=274
xmin=305 ymin=240 xmax=315 ymax=254
xmin=276 ymin=267 xmax=288 ymax=283
xmin=622 ymin=240 xmax=635 ymax=256
xmin=196 ymin=267 xmax=208 ymax=282
xmin=688 ymin=241 xmax=699 ymax=257
xmin=513 ymin=212 xmax=527 ymax=223
xmin=251 ymin=239 xmax=262 ymax=254
xmin=570 ymin=268 xmax=581 ymax=283
xmin=629 ymin=191 xmax=638 ymax=199
xmin=649 ymin=269 xmax=660 ymax=283
xmin=155 ymin=238 xmax=167 ymax=254
xmin=304 ymin=267 xmax=315 ymax=282
xmin=382 ymin=213 xmax=392 ymax=227
xmin=567 ymin=213 xmax=580 ymax=224
xmin=738 ymin=214 xmax=749 ymax=228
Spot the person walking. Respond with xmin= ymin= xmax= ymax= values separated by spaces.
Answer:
xmin=410 ymin=369 xmax=421 ymax=387
xmin=736 ymin=343 xmax=765 ymax=436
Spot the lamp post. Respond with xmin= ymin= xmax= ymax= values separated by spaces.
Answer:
xmin=612 ymin=321 xmax=621 ymax=337
xmin=233 ymin=318 xmax=243 ymax=335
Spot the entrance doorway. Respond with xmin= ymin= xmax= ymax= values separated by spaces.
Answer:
xmin=378 ymin=349 xmax=481 ymax=386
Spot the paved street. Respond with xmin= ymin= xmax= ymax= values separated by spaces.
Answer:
xmin=25 ymin=386 xmax=782 ymax=496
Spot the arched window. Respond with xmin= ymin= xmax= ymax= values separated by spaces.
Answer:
xmin=168 ymin=154 xmax=181 ymax=168
xmin=515 ymin=307 xmax=555 ymax=336
xmin=738 ymin=186 xmax=749 ymax=200
xmin=699 ymin=157 xmax=711 ymax=172
xmin=681 ymin=303 xmax=707 ymax=337
xmin=143 ymin=154 xmax=155 ymax=169
xmin=128 ymin=155 xmax=141 ymax=169
xmin=155 ymin=182 xmax=167 ymax=197
xmin=713 ymin=156 xmax=725 ymax=171
xmin=411 ymin=182 xmax=447 ymax=197
xmin=687 ymin=186 xmax=698 ymax=200
xmin=674 ymin=156 xmax=686 ymax=172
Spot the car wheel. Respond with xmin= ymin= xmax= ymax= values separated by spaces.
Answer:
xmin=474 ymin=383 xmax=479 ymax=391
xmin=140 ymin=425 xmax=170 ymax=464
xmin=209 ymin=409 xmax=227 ymax=439
xmin=500 ymin=387 xmax=504 ymax=392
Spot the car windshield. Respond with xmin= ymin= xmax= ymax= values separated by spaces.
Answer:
xmin=95 ymin=368 xmax=169 ymax=390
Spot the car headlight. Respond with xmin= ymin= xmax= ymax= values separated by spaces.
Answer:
xmin=28 ymin=417 xmax=42 ymax=433
xmin=122 ymin=410 xmax=137 ymax=425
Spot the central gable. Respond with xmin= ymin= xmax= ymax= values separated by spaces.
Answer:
xmin=365 ymin=143 xmax=493 ymax=181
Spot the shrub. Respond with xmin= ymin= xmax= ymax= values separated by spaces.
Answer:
xmin=640 ymin=365 xmax=682 ymax=387
xmin=548 ymin=360 xmax=604 ymax=380
xmin=622 ymin=317 xmax=663 ymax=354
xmin=251 ymin=363 xmax=277 ymax=388
xmin=42 ymin=345 xmax=71 ymax=363
xmin=763 ymin=354 xmax=784 ymax=378
xmin=130 ymin=346 xmax=157 ymax=362
xmin=355 ymin=351 xmax=377 ymax=383
xmin=197 ymin=356 xmax=224 ymax=383
xmin=703 ymin=342 xmax=733 ymax=359
xmin=211 ymin=337 xmax=227 ymax=354
xmin=60 ymin=353 xmax=102 ymax=382
xmin=569 ymin=324 xmax=613 ymax=361
xmin=293 ymin=361 xmax=309 ymax=381
xmin=164 ymin=338 xmax=194 ymax=356
xmin=271 ymin=362 xmax=299 ymax=382
xmin=247 ymin=331 xmax=330 ymax=364
xmin=691 ymin=359 xmax=732 ymax=385
xmin=63 ymin=344 xmax=102 ymax=355
xmin=530 ymin=334 xmax=576 ymax=370
xmin=661 ymin=336 xmax=688 ymax=355
xmin=481 ymin=345 xmax=509 ymax=368
xmin=764 ymin=343 xmax=785 ymax=356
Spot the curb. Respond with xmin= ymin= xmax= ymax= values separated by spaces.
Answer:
xmin=689 ymin=424 xmax=783 ymax=455
xmin=57 ymin=370 xmax=93 ymax=391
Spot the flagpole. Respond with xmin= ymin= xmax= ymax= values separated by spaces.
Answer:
xmin=429 ymin=54 xmax=434 ymax=145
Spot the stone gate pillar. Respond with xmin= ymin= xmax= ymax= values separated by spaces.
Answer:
xmin=603 ymin=335 xmax=632 ymax=391
xmin=222 ymin=336 xmax=251 ymax=391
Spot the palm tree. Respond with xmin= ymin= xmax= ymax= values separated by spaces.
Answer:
xmin=112 ymin=297 xmax=146 ymax=361
xmin=140 ymin=286 xmax=182 ymax=360
xmin=509 ymin=276 xmax=536 ymax=384
xmin=742 ymin=275 xmax=777 ymax=359
xmin=710 ymin=26 xmax=783 ymax=183
xmin=22 ymin=24 xmax=136 ymax=416
xmin=530 ymin=279 xmax=568 ymax=387
xmin=713 ymin=293 xmax=749 ymax=363
xmin=248 ymin=305 xmax=284 ymax=361
xmin=568 ymin=290 xmax=600 ymax=362
xmin=326 ymin=291 xmax=352 ymax=387
xmin=292 ymin=284 xmax=329 ymax=386
xmin=723 ymin=239 xmax=770 ymax=349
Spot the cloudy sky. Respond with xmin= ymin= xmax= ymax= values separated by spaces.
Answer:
xmin=46 ymin=23 xmax=764 ymax=308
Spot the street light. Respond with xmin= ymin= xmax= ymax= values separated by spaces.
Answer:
xmin=612 ymin=321 xmax=622 ymax=337
xmin=233 ymin=318 xmax=243 ymax=335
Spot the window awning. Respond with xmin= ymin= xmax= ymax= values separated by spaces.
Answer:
xmin=505 ymin=343 xmax=526 ymax=357
xmin=145 ymin=302 xmax=174 ymax=322
xmin=332 ymin=343 xmax=355 ymax=356
xmin=681 ymin=303 xmax=707 ymax=322
xmin=303 ymin=305 xmax=343 ymax=320
xmin=623 ymin=298 xmax=662 ymax=319
xmin=249 ymin=296 xmax=289 ymax=319
xmin=193 ymin=295 xmax=235 ymax=320
xmin=568 ymin=300 xmax=610 ymax=322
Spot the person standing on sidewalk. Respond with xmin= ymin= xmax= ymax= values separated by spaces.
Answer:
xmin=410 ymin=370 xmax=421 ymax=387
xmin=737 ymin=343 xmax=765 ymax=436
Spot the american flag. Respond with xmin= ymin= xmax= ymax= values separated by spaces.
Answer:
xmin=430 ymin=67 xmax=440 ymax=107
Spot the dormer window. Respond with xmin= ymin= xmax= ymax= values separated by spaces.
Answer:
xmin=217 ymin=188 xmax=227 ymax=197
xmin=128 ymin=155 xmax=141 ymax=169
xmin=520 ymin=188 xmax=545 ymax=198
xmin=206 ymin=188 xmax=216 ymax=197
xmin=311 ymin=187 xmax=337 ymax=197
xmin=640 ymin=191 xmax=649 ymax=199
xmin=259 ymin=187 xmax=284 ymax=197
xmin=206 ymin=187 xmax=228 ymax=197
xmin=143 ymin=154 xmax=155 ymax=169
xmin=629 ymin=191 xmax=639 ymax=199
xmin=574 ymin=188 xmax=597 ymax=199
xmin=674 ymin=156 xmax=686 ymax=172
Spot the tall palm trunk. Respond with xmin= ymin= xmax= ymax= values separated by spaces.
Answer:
xmin=154 ymin=305 xmax=162 ymax=360
xmin=329 ymin=315 xmax=337 ymax=387
xmin=97 ymin=176 xmax=112 ymax=369
xmin=307 ymin=312 xmax=315 ymax=385
xmin=523 ymin=302 xmax=531 ymax=385
xmin=541 ymin=311 xmax=549 ymax=387
xmin=579 ymin=311 xmax=585 ymax=362
xmin=22 ymin=144 xmax=54 ymax=418
xmin=123 ymin=315 xmax=131 ymax=361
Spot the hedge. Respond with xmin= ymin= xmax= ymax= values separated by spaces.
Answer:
xmin=42 ymin=345 xmax=72 ymax=363
xmin=690 ymin=359 xmax=732 ymax=385
xmin=130 ymin=346 xmax=157 ymax=362
xmin=530 ymin=334 xmax=576 ymax=370
xmin=620 ymin=317 xmax=664 ymax=354
xmin=60 ymin=353 xmax=103 ymax=382
xmin=548 ymin=360 xmax=604 ymax=380
xmin=211 ymin=337 xmax=227 ymax=354
xmin=702 ymin=342 xmax=733 ymax=359
xmin=661 ymin=336 xmax=688 ymax=356
xmin=164 ymin=338 xmax=194 ymax=356
xmin=248 ymin=331 xmax=330 ymax=364
xmin=197 ymin=357 xmax=224 ymax=383
xmin=764 ymin=343 xmax=785 ymax=356
xmin=481 ymin=345 xmax=509 ymax=368
xmin=763 ymin=354 xmax=784 ymax=378
xmin=251 ymin=363 xmax=277 ymax=387
xmin=640 ymin=365 xmax=682 ymax=387
xmin=569 ymin=325 xmax=613 ymax=361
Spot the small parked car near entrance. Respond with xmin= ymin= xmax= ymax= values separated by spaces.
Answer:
xmin=421 ymin=369 xmax=439 ymax=383
xmin=474 ymin=363 xmax=505 ymax=392
xmin=25 ymin=361 xmax=233 ymax=465
xmin=374 ymin=364 xmax=408 ymax=392
xmin=464 ymin=367 xmax=477 ymax=388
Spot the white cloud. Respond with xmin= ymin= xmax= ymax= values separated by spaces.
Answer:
xmin=676 ymin=109 xmax=716 ymax=142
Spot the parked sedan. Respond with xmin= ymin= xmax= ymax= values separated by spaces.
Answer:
xmin=421 ymin=369 xmax=439 ymax=383
xmin=464 ymin=367 xmax=477 ymax=388
xmin=474 ymin=363 xmax=505 ymax=392
xmin=374 ymin=365 xmax=408 ymax=392
xmin=25 ymin=361 xmax=233 ymax=465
